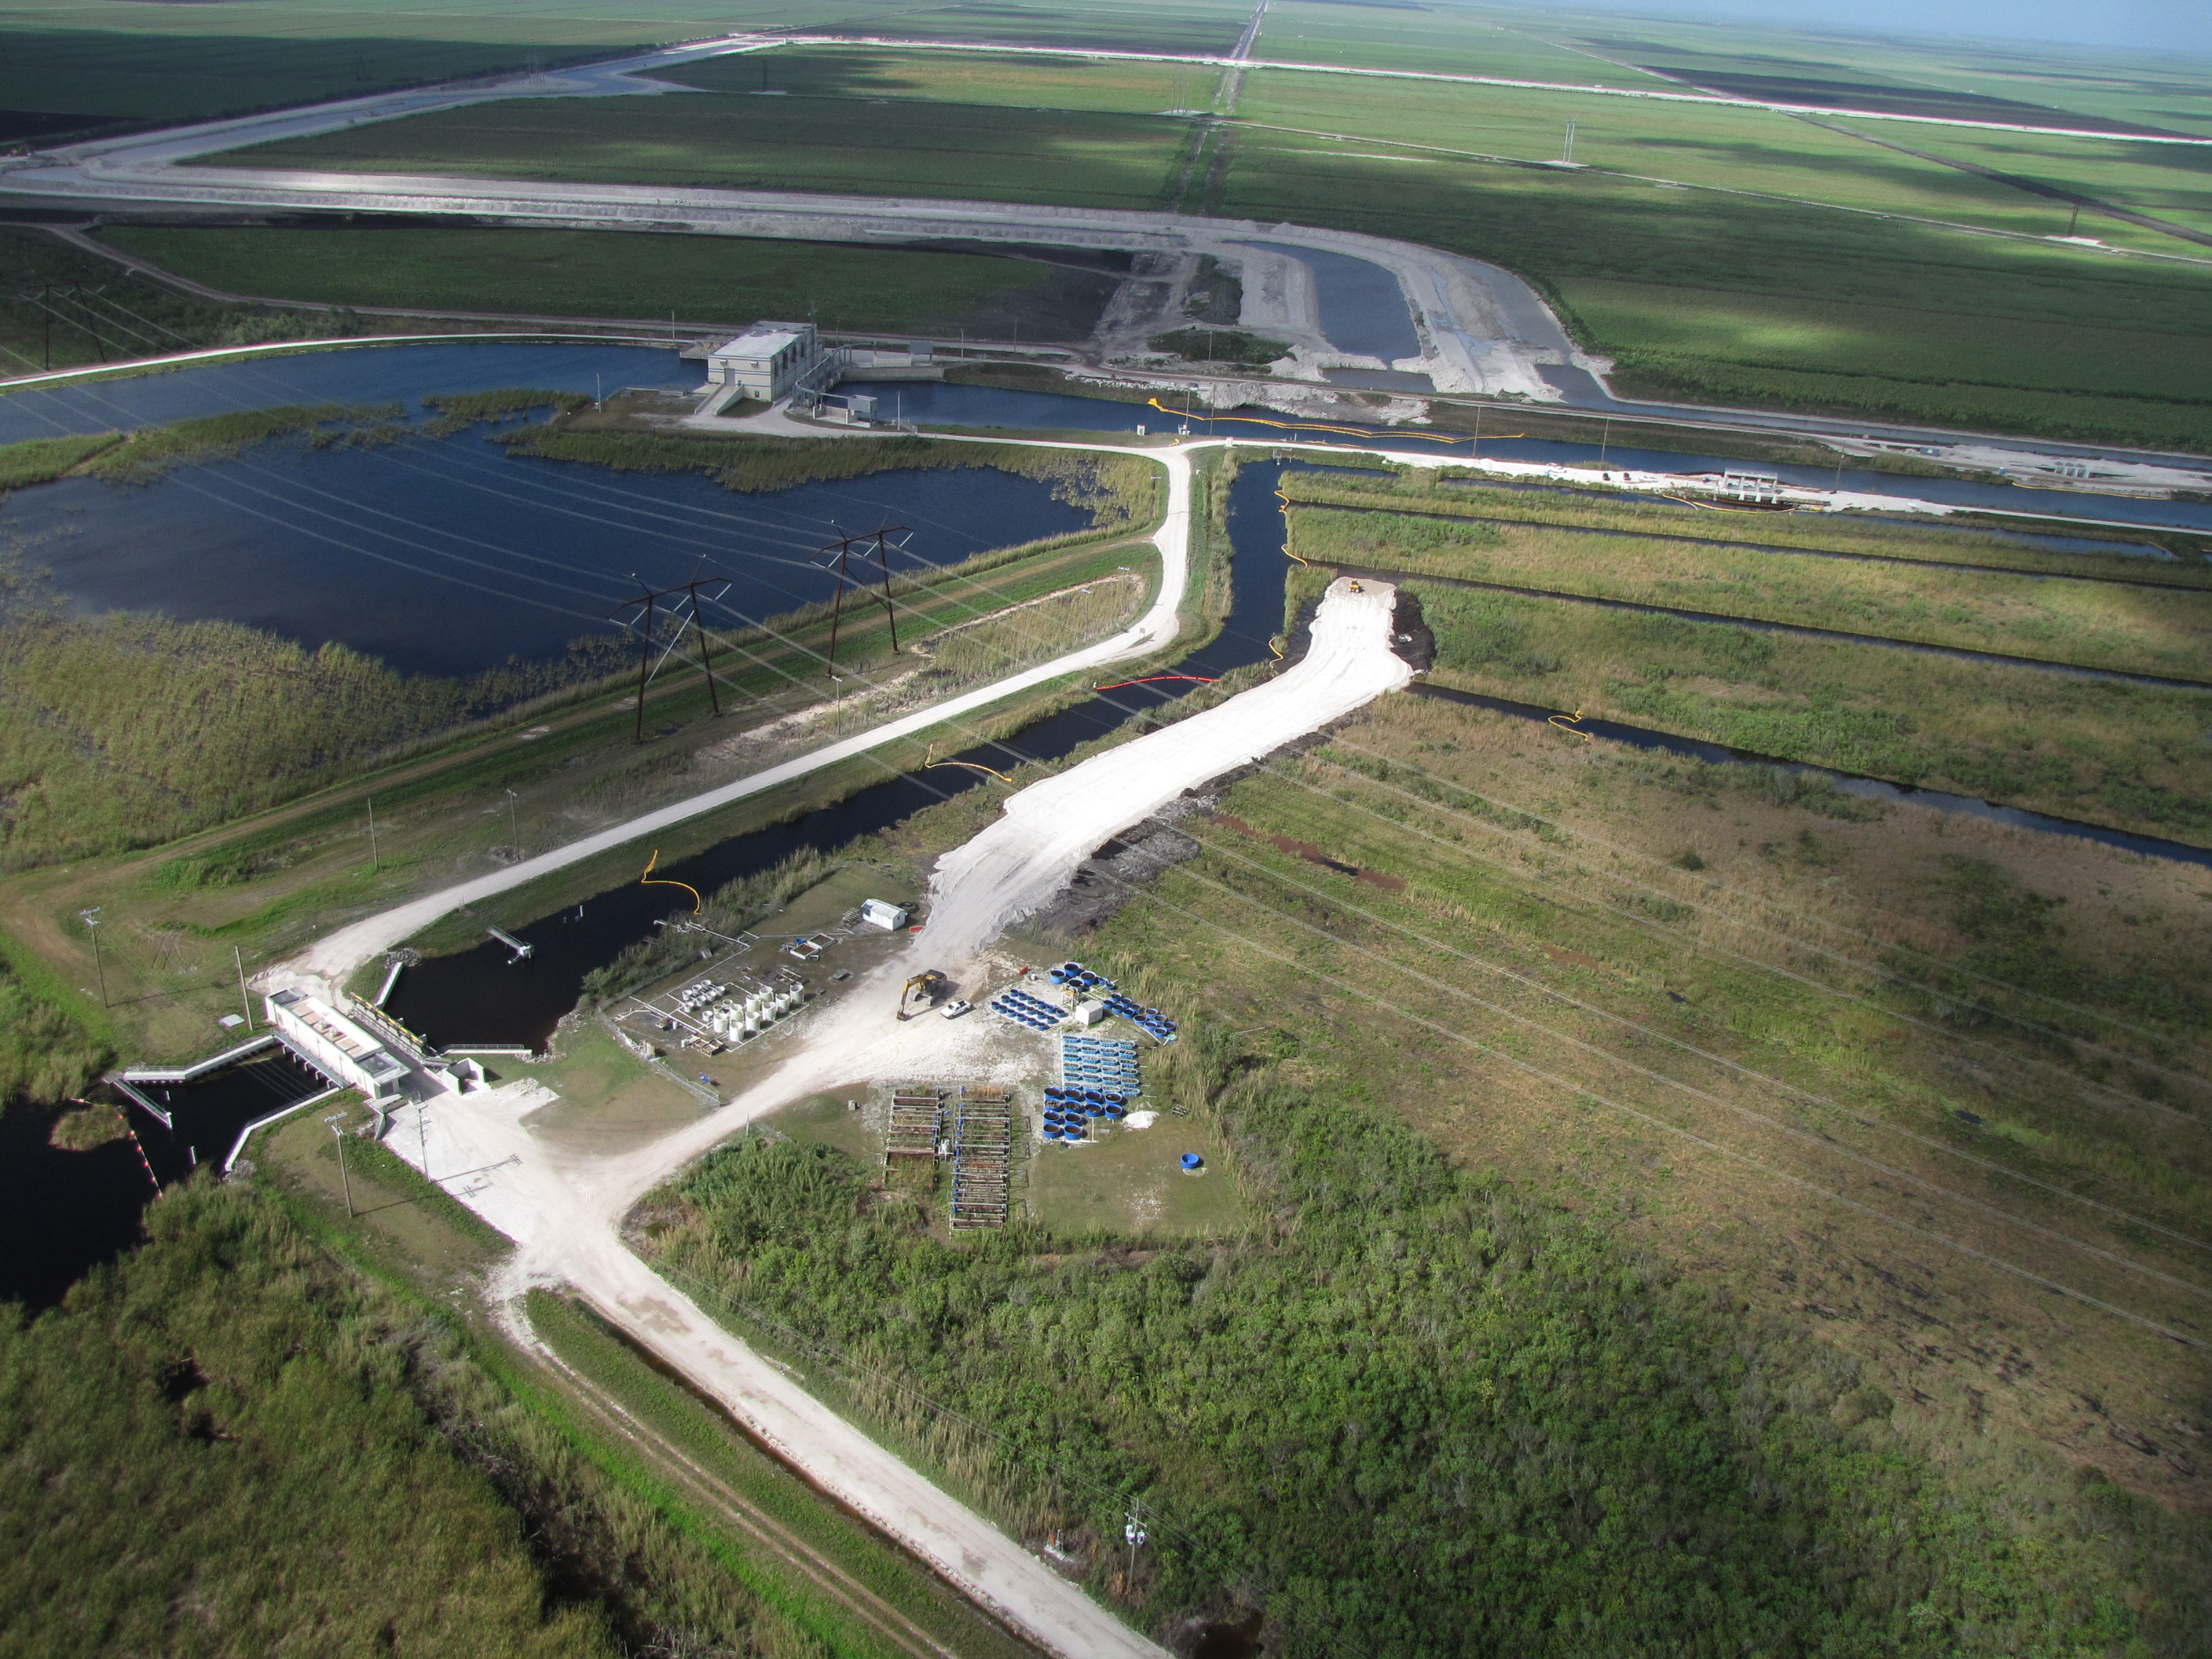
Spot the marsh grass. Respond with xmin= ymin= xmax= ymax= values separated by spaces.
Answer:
xmin=1406 ymin=580 xmax=2212 ymax=840
xmin=504 ymin=425 xmax=1155 ymax=527
xmin=1285 ymin=470 xmax=2212 ymax=580
xmin=0 ymin=954 xmax=105 ymax=1114
xmin=84 ymin=402 xmax=400 ymax=483
xmin=0 ymin=586 xmax=630 ymax=870
xmin=911 ymin=570 xmax=1142 ymax=686
xmin=1291 ymin=504 xmax=2212 ymax=678
xmin=0 ymin=431 xmax=123 ymax=490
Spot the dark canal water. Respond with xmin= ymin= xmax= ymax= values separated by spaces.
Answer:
xmin=0 ymin=1049 xmax=328 ymax=1309
xmin=844 ymin=379 xmax=2212 ymax=537
xmin=385 ymin=458 xmax=1302 ymax=1049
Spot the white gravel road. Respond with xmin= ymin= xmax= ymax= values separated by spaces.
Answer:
xmin=320 ymin=569 xmax=1408 ymax=1659
xmin=295 ymin=441 xmax=1191 ymax=982
xmin=925 ymin=575 xmax=1410 ymax=958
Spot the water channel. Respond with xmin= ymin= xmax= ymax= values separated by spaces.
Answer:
xmin=0 ymin=1048 xmax=328 ymax=1307
xmin=848 ymin=379 xmax=2212 ymax=536
xmin=385 ymin=458 xmax=1302 ymax=1049
xmin=10 ymin=341 xmax=2211 ymax=1303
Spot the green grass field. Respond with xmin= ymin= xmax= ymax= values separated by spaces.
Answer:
xmin=214 ymin=57 xmax=1196 ymax=212
xmin=1289 ymin=504 xmax=2212 ymax=679
xmin=96 ymin=224 xmax=1122 ymax=339
xmin=1214 ymin=125 xmax=2212 ymax=447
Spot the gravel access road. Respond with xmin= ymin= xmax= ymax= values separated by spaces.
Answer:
xmin=296 ymin=438 xmax=1192 ymax=983
xmin=334 ymin=569 xmax=1410 ymax=1659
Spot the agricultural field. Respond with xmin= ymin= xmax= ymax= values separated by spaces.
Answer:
xmin=213 ymin=49 xmax=1199 ymax=213
xmin=0 ymin=225 xmax=375 ymax=376
xmin=1228 ymin=67 xmax=2191 ymax=247
xmin=1213 ymin=123 xmax=2212 ymax=447
xmin=0 ymin=26 xmax=617 ymax=134
xmin=95 ymin=224 xmax=1125 ymax=340
xmin=1252 ymin=0 xmax=1681 ymax=85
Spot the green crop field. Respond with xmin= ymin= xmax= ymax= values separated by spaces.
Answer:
xmin=1212 ymin=128 xmax=2212 ymax=447
xmin=97 ymin=224 xmax=1123 ymax=339
xmin=216 ymin=60 xmax=1196 ymax=212
xmin=663 ymin=42 xmax=1216 ymax=114
xmin=1252 ymin=1 xmax=1679 ymax=85
xmin=0 ymin=26 xmax=622 ymax=134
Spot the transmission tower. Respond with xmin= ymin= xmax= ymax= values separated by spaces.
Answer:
xmin=607 ymin=573 xmax=734 ymax=744
xmin=814 ymin=522 xmax=913 ymax=678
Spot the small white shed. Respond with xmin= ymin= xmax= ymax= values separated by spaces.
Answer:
xmin=859 ymin=899 xmax=910 ymax=931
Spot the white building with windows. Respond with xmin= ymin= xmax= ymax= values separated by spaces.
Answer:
xmin=706 ymin=321 xmax=823 ymax=401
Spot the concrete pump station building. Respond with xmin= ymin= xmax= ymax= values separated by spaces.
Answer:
xmin=707 ymin=321 xmax=824 ymax=401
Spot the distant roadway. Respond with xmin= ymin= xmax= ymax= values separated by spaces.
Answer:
xmin=5 ymin=42 xmax=2208 ymax=482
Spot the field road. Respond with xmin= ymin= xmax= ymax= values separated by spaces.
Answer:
xmin=296 ymin=572 xmax=1408 ymax=1659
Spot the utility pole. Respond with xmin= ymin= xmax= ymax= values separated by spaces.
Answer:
xmin=416 ymin=1104 xmax=430 ymax=1181
xmin=607 ymin=572 xmax=735 ymax=744
xmin=324 ymin=1111 xmax=354 ymax=1218
xmin=1562 ymin=118 xmax=1577 ymax=164
xmin=504 ymin=786 xmax=519 ymax=850
xmin=365 ymin=793 xmax=379 ymax=870
xmin=79 ymin=906 xmax=105 ymax=1006
xmin=1122 ymin=1507 xmax=1148 ymax=1590
xmin=811 ymin=523 xmax=913 ymax=678
xmin=234 ymin=946 xmax=253 ymax=1030
xmin=1471 ymin=401 xmax=1483 ymax=460
xmin=1599 ymin=416 xmax=1610 ymax=466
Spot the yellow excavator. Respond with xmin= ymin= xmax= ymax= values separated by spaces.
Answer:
xmin=898 ymin=970 xmax=948 ymax=1021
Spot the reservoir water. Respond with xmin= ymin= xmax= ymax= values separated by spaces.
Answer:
xmin=1237 ymin=242 xmax=1423 ymax=362
xmin=2 ymin=428 xmax=1096 ymax=677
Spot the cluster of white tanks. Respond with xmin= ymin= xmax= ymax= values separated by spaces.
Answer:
xmin=699 ymin=985 xmax=805 ymax=1042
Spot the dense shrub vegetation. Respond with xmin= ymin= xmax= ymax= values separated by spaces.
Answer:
xmin=0 ymin=956 xmax=104 ymax=1115
xmin=653 ymin=1022 xmax=2194 ymax=1656
xmin=0 ymin=552 xmax=626 ymax=869
xmin=0 ymin=1181 xmax=822 ymax=1657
